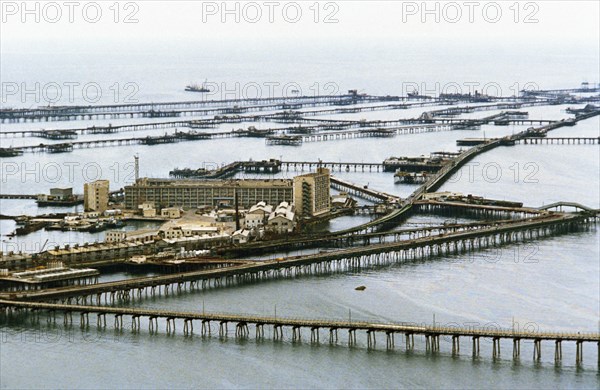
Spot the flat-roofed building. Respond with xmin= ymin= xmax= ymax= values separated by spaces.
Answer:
xmin=124 ymin=178 xmax=293 ymax=210
xmin=50 ymin=188 xmax=73 ymax=199
xmin=105 ymin=229 xmax=159 ymax=244
xmin=293 ymin=168 xmax=331 ymax=218
xmin=138 ymin=202 xmax=156 ymax=217
xmin=161 ymin=207 xmax=182 ymax=219
xmin=84 ymin=180 xmax=109 ymax=212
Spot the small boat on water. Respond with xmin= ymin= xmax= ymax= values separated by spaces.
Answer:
xmin=36 ymin=193 xmax=83 ymax=207
xmin=0 ymin=147 xmax=24 ymax=157
xmin=185 ymin=79 xmax=211 ymax=93
xmin=15 ymin=221 xmax=49 ymax=235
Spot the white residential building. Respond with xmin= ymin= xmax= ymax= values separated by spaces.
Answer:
xmin=244 ymin=201 xmax=273 ymax=229
xmin=266 ymin=202 xmax=296 ymax=234
xmin=232 ymin=229 xmax=251 ymax=244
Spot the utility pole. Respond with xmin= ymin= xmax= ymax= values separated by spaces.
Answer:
xmin=134 ymin=154 xmax=140 ymax=182
xmin=234 ymin=188 xmax=240 ymax=231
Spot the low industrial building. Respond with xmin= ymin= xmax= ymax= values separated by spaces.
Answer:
xmin=0 ymin=264 xmax=99 ymax=290
xmin=124 ymin=178 xmax=293 ymax=210
xmin=161 ymin=207 xmax=182 ymax=219
xmin=50 ymin=188 xmax=73 ymax=199
xmin=158 ymin=221 xmax=220 ymax=240
xmin=331 ymin=192 xmax=358 ymax=209
xmin=37 ymin=187 xmax=74 ymax=203
xmin=37 ymin=242 xmax=149 ymax=264
xmin=138 ymin=202 xmax=157 ymax=217
xmin=105 ymin=229 xmax=159 ymax=244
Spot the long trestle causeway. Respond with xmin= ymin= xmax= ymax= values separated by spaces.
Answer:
xmin=1 ymin=211 xmax=593 ymax=303
xmin=0 ymin=93 xmax=401 ymax=123
xmin=335 ymin=107 xmax=600 ymax=235
xmin=1 ymin=299 xmax=597 ymax=365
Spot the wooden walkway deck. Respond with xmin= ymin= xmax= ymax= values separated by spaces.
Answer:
xmin=1 ymin=300 xmax=597 ymax=364
xmin=0 ymin=212 xmax=592 ymax=302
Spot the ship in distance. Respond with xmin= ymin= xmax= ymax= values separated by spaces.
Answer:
xmin=185 ymin=79 xmax=211 ymax=93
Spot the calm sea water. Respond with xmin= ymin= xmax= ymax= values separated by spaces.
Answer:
xmin=0 ymin=41 xmax=599 ymax=389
